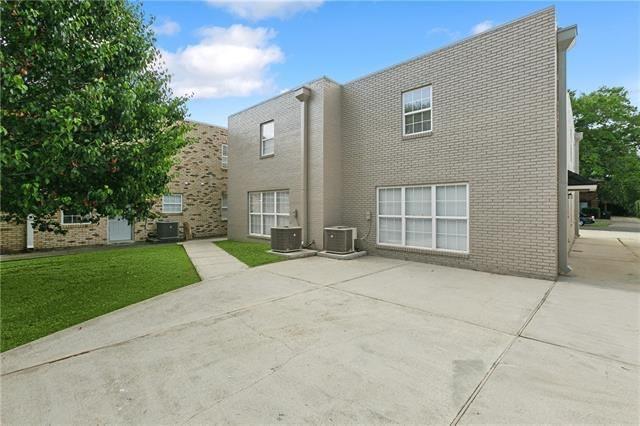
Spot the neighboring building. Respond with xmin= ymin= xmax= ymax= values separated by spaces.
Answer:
xmin=228 ymin=7 xmax=592 ymax=279
xmin=0 ymin=121 xmax=228 ymax=253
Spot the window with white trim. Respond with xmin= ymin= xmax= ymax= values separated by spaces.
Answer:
xmin=221 ymin=192 xmax=228 ymax=220
xmin=249 ymin=190 xmax=289 ymax=237
xmin=377 ymin=183 xmax=468 ymax=252
xmin=402 ymin=85 xmax=432 ymax=136
xmin=221 ymin=144 xmax=228 ymax=169
xmin=61 ymin=211 xmax=91 ymax=225
xmin=260 ymin=121 xmax=274 ymax=157
xmin=162 ymin=194 xmax=182 ymax=213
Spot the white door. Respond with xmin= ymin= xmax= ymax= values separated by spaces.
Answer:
xmin=108 ymin=217 xmax=132 ymax=242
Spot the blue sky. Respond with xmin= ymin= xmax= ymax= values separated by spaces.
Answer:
xmin=142 ymin=1 xmax=640 ymax=127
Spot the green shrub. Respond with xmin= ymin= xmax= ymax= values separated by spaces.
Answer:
xmin=634 ymin=200 xmax=640 ymax=218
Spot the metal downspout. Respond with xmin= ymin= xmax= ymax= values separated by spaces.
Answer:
xmin=574 ymin=132 xmax=583 ymax=238
xmin=295 ymin=87 xmax=311 ymax=245
xmin=557 ymin=25 xmax=577 ymax=274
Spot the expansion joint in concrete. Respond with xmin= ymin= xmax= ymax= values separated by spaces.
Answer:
xmin=450 ymin=279 xmax=558 ymax=425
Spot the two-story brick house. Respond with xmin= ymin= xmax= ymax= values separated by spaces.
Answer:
xmin=228 ymin=7 xmax=586 ymax=279
xmin=1 ymin=121 xmax=228 ymax=253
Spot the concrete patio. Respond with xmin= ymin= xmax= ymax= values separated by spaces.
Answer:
xmin=1 ymin=230 xmax=638 ymax=424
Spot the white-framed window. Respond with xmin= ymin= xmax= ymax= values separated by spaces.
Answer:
xmin=248 ymin=190 xmax=289 ymax=237
xmin=162 ymin=194 xmax=182 ymax=213
xmin=221 ymin=192 xmax=228 ymax=220
xmin=61 ymin=211 xmax=91 ymax=225
xmin=377 ymin=183 xmax=468 ymax=253
xmin=221 ymin=144 xmax=228 ymax=169
xmin=402 ymin=85 xmax=432 ymax=136
xmin=260 ymin=121 xmax=274 ymax=157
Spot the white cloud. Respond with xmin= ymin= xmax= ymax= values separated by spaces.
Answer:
xmin=428 ymin=27 xmax=461 ymax=40
xmin=207 ymin=0 xmax=323 ymax=21
xmin=159 ymin=25 xmax=284 ymax=99
xmin=471 ymin=20 xmax=494 ymax=35
xmin=153 ymin=18 xmax=181 ymax=36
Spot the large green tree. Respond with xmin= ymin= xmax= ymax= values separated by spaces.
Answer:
xmin=571 ymin=87 xmax=640 ymax=215
xmin=1 ymin=0 xmax=191 ymax=232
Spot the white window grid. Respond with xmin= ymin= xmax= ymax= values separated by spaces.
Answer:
xmin=402 ymin=85 xmax=432 ymax=136
xmin=162 ymin=194 xmax=183 ymax=213
xmin=221 ymin=192 xmax=228 ymax=220
xmin=260 ymin=121 xmax=274 ymax=157
xmin=221 ymin=144 xmax=228 ymax=169
xmin=248 ymin=190 xmax=289 ymax=237
xmin=377 ymin=183 xmax=469 ymax=253
xmin=61 ymin=211 xmax=91 ymax=225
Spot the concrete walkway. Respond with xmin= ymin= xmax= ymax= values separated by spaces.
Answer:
xmin=180 ymin=238 xmax=247 ymax=280
xmin=1 ymin=231 xmax=638 ymax=424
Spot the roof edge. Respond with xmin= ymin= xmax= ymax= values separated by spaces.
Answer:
xmin=226 ymin=6 xmax=556 ymax=120
xmin=344 ymin=6 xmax=556 ymax=86
xmin=228 ymin=76 xmax=339 ymax=119
xmin=185 ymin=119 xmax=227 ymax=130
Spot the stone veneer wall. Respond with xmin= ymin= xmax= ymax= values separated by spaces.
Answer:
xmin=140 ymin=121 xmax=228 ymax=240
xmin=0 ymin=121 xmax=227 ymax=253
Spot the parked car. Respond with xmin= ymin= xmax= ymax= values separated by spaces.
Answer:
xmin=580 ymin=214 xmax=595 ymax=226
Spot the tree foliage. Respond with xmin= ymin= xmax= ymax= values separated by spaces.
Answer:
xmin=571 ymin=87 xmax=640 ymax=214
xmin=1 ymin=0 xmax=191 ymax=232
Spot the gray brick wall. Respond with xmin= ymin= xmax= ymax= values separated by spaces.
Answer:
xmin=227 ymin=8 xmax=559 ymax=279
xmin=341 ymin=8 xmax=558 ymax=279
xmin=228 ymin=78 xmax=341 ymax=247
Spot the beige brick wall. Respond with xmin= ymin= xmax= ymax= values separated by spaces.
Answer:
xmin=341 ymin=8 xmax=558 ymax=279
xmin=0 ymin=221 xmax=26 ymax=253
xmin=35 ymin=217 xmax=108 ymax=249
xmin=0 ymin=121 xmax=227 ymax=253
xmin=142 ymin=121 xmax=228 ymax=240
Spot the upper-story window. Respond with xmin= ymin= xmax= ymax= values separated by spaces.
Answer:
xmin=402 ymin=85 xmax=432 ymax=136
xmin=260 ymin=121 xmax=275 ymax=157
xmin=221 ymin=144 xmax=228 ymax=169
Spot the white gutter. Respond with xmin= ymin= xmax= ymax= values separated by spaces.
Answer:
xmin=574 ymin=131 xmax=582 ymax=238
xmin=295 ymin=87 xmax=311 ymax=245
xmin=568 ymin=185 xmax=598 ymax=192
xmin=557 ymin=25 xmax=577 ymax=274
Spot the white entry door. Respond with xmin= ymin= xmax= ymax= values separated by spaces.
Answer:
xmin=108 ymin=217 xmax=132 ymax=242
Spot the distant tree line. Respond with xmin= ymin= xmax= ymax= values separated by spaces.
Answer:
xmin=571 ymin=87 xmax=640 ymax=217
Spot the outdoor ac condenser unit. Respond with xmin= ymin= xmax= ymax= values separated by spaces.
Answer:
xmin=324 ymin=226 xmax=357 ymax=254
xmin=271 ymin=227 xmax=302 ymax=252
xmin=156 ymin=221 xmax=180 ymax=242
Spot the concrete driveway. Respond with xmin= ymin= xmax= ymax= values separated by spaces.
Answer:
xmin=583 ymin=215 xmax=640 ymax=233
xmin=2 ymin=231 xmax=638 ymax=424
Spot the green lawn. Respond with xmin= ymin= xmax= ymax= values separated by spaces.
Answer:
xmin=215 ymin=240 xmax=285 ymax=267
xmin=585 ymin=219 xmax=610 ymax=228
xmin=0 ymin=244 xmax=200 ymax=352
